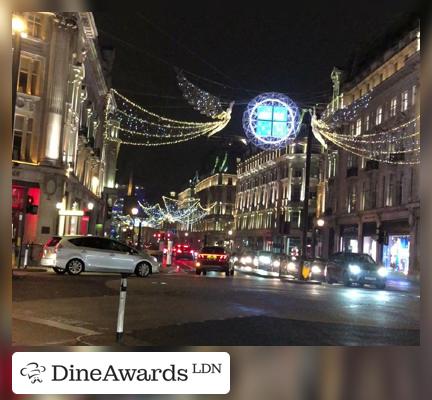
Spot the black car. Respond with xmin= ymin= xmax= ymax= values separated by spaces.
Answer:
xmin=325 ymin=252 xmax=388 ymax=289
xmin=195 ymin=246 xmax=233 ymax=276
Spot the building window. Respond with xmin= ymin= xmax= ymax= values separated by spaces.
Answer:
xmin=347 ymin=185 xmax=357 ymax=213
xmin=355 ymin=118 xmax=361 ymax=136
xmin=13 ymin=115 xmax=33 ymax=162
xmin=376 ymin=106 xmax=383 ymax=125
xmin=347 ymin=153 xmax=357 ymax=169
xmin=401 ymin=91 xmax=409 ymax=112
xmin=18 ymin=56 xmax=41 ymax=96
xmin=350 ymin=123 xmax=355 ymax=136
xmin=412 ymin=85 xmax=417 ymax=105
xmin=365 ymin=115 xmax=370 ymax=131
xmin=27 ymin=13 xmax=43 ymax=39
xmin=390 ymin=97 xmax=397 ymax=117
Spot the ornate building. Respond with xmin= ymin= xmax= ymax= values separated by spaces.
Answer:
xmin=12 ymin=12 xmax=119 ymax=256
xmin=234 ymin=139 xmax=323 ymax=255
xmin=177 ymin=172 xmax=237 ymax=247
xmin=318 ymin=18 xmax=420 ymax=275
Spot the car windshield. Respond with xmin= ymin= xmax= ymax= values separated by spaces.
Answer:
xmin=201 ymin=246 xmax=225 ymax=254
xmin=346 ymin=253 xmax=376 ymax=264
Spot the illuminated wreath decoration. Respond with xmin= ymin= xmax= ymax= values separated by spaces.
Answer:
xmin=242 ymin=92 xmax=301 ymax=150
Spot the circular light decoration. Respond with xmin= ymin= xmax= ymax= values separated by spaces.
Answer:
xmin=243 ymin=92 xmax=301 ymax=150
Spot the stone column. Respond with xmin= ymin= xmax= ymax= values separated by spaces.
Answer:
xmin=40 ymin=13 xmax=77 ymax=166
xmin=357 ymin=217 xmax=363 ymax=253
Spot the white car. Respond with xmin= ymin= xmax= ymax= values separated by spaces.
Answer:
xmin=49 ymin=236 xmax=160 ymax=277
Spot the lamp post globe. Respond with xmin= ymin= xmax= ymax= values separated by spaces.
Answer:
xmin=131 ymin=207 xmax=139 ymax=216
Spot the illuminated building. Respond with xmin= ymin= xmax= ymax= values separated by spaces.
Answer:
xmin=177 ymin=173 xmax=237 ymax=247
xmin=12 ymin=12 xmax=119 ymax=257
xmin=234 ymin=139 xmax=323 ymax=254
xmin=318 ymin=18 xmax=420 ymax=275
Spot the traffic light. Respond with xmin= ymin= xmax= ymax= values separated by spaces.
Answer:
xmin=377 ymin=227 xmax=388 ymax=245
xmin=25 ymin=195 xmax=38 ymax=214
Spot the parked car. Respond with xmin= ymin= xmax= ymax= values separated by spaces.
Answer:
xmin=40 ymin=236 xmax=62 ymax=272
xmin=52 ymin=236 xmax=160 ymax=277
xmin=195 ymin=246 xmax=233 ymax=276
xmin=325 ymin=252 xmax=387 ymax=289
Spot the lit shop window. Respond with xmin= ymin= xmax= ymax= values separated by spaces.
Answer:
xmin=27 ymin=13 xmax=43 ymax=39
xmin=365 ymin=115 xmax=370 ymax=131
xmin=375 ymin=106 xmax=383 ymax=125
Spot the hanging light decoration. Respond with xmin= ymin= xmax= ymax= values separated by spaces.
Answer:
xmin=176 ymin=70 xmax=234 ymax=120
xmin=104 ymin=88 xmax=233 ymax=146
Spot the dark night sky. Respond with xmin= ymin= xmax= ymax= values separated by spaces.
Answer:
xmin=94 ymin=1 xmax=416 ymax=203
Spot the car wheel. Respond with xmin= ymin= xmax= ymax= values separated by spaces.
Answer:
xmin=225 ymin=270 xmax=230 ymax=277
xmin=326 ymin=271 xmax=334 ymax=284
xmin=230 ymin=269 xmax=235 ymax=276
xmin=67 ymin=259 xmax=84 ymax=275
xmin=196 ymin=269 xmax=201 ymax=275
xmin=376 ymin=283 xmax=386 ymax=290
xmin=136 ymin=262 xmax=151 ymax=277
xmin=202 ymin=270 xmax=207 ymax=276
xmin=53 ymin=267 xmax=66 ymax=275
xmin=342 ymin=272 xmax=351 ymax=287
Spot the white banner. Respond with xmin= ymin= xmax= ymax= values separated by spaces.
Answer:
xmin=13 ymin=352 xmax=230 ymax=394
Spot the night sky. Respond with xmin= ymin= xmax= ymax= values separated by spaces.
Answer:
xmin=94 ymin=1 xmax=416 ymax=203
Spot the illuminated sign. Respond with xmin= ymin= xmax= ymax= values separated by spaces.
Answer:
xmin=243 ymin=92 xmax=301 ymax=150
xmin=58 ymin=210 xmax=84 ymax=217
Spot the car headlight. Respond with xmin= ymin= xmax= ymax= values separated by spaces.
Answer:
xmin=377 ymin=267 xmax=388 ymax=277
xmin=273 ymin=260 xmax=280 ymax=268
xmin=311 ymin=265 xmax=321 ymax=274
xmin=253 ymin=257 xmax=259 ymax=267
xmin=288 ymin=261 xmax=297 ymax=271
xmin=152 ymin=256 xmax=158 ymax=263
xmin=349 ymin=264 xmax=361 ymax=274
xmin=258 ymin=255 xmax=271 ymax=265
xmin=245 ymin=256 xmax=252 ymax=264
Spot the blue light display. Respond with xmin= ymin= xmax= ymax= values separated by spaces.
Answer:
xmin=243 ymin=92 xmax=301 ymax=150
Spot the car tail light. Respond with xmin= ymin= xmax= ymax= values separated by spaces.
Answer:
xmin=218 ymin=255 xmax=227 ymax=261
xmin=198 ymin=254 xmax=204 ymax=259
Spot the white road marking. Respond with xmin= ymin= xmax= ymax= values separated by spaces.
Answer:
xmin=13 ymin=314 xmax=100 ymax=336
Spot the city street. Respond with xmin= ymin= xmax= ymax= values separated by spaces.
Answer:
xmin=12 ymin=263 xmax=420 ymax=346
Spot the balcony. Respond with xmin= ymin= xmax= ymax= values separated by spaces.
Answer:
xmin=389 ymin=152 xmax=405 ymax=162
xmin=346 ymin=167 xmax=358 ymax=177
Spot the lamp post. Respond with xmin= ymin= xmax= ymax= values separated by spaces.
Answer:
xmin=12 ymin=15 xmax=27 ymax=128
xmin=131 ymin=207 xmax=142 ymax=249
xmin=312 ymin=218 xmax=325 ymax=258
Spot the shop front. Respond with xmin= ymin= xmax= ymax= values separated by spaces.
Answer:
xmin=339 ymin=225 xmax=358 ymax=253
xmin=362 ymin=222 xmax=377 ymax=261
xmin=380 ymin=220 xmax=411 ymax=275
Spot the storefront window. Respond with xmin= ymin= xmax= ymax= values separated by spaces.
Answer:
xmin=363 ymin=236 xmax=377 ymax=261
xmin=382 ymin=235 xmax=410 ymax=275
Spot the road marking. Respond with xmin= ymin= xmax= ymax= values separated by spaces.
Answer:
xmin=13 ymin=315 xmax=100 ymax=336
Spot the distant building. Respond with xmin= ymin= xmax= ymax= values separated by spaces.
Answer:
xmin=234 ymin=140 xmax=324 ymax=255
xmin=12 ymin=12 xmax=119 ymax=255
xmin=177 ymin=172 xmax=237 ymax=247
xmin=318 ymin=18 xmax=420 ymax=275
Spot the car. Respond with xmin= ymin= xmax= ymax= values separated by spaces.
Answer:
xmin=173 ymin=244 xmax=196 ymax=260
xmin=280 ymin=256 xmax=326 ymax=280
xmin=143 ymin=242 xmax=163 ymax=262
xmin=40 ymin=236 xmax=62 ymax=271
xmin=325 ymin=252 xmax=387 ymax=289
xmin=195 ymin=246 xmax=233 ymax=276
xmin=53 ymin=236 xmax=160 ymax=277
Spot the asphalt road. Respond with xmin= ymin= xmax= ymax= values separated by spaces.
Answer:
xmin=12 ymin=262 xmax=420 ymax=346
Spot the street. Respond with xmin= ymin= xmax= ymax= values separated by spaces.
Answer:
xmin=12 ymin=263 xmax=420 ymax=346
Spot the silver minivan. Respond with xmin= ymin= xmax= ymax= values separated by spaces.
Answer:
xmin=48 ymin=236 xmax=160 ymax=277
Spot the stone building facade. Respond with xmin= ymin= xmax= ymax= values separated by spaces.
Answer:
xmin=12 ymin=12 xmax=119 ymax=255
xmin=234 ymin=140 xmax=323 ymax=255
xmin=318 ymin=19 xmax=420 ymax=275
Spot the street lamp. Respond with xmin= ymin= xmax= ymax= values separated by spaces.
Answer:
xmin=12 ymin=15 xmax=27 ymax=128
xmin=87 ymin=202 xmax=94 ymax=210
xmin=317 ymin=218 xmax=325 ymax=227
xmin=131 ymin=207 xmax=138 ymax=216
xmin=130 ymin=207 xmax=142 ymax=249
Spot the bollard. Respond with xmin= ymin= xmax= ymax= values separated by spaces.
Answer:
xmin=23 ymin=244 xmax=29 ymax=268
xmin=116 ymin=273 xmax=128 ymax=343
xmin=166 ymin=239 xmax=173 ymax=266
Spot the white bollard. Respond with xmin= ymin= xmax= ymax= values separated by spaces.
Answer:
xmin=23 ymin=245 xmax=29 ymax=268
xmin=166 ymin=239 xmax=173 ymax=266
xmin=116 ymin=273 xmax=128 ymax=343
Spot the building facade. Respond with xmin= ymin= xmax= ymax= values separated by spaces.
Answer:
xmin=177 ymin=173 xmax=237 ymax=247
xmin=12 ymin=12 xmax=119 ymax=258
xmin=234 ymin=140 xmax=323 ymax=255
xmin=318 ymin=20 xmax=420 ymax=275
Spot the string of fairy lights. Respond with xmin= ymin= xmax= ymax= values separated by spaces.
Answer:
xmin=104 ymin=86 xmax=233 ymax=147
xmin=312 ymin=114 xmax=420 ymax=164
